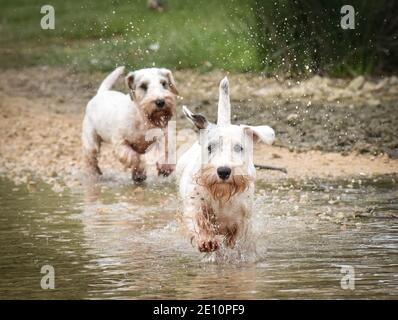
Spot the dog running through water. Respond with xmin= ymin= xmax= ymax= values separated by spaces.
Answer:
xmin=176 ymin=77 xmax=275 ymax=252
xmin=82 ymin=66 xmax=179 ymax=182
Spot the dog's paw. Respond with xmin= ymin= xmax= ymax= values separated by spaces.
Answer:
xmin=156 ymin=162 xmax=175 ymax=177
xmin=197 ymin=238 xmax=220 ymax=252
xmin=132 ymin=171 xmax=147 ymax=183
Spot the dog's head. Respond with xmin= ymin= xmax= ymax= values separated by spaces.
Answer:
xmin=183 ymin=77 xmax=275 ymax=201
xmin=126 ymin=68 xmax=178 ymax=127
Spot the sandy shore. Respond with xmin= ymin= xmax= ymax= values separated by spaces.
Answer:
xmin=0 ymin=67 xmax=397 ymax=189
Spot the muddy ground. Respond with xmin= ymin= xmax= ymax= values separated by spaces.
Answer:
xmin=0 ymin=67 xmax=397 ymax=188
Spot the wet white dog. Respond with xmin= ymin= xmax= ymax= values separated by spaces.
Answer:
xmin=176 ymin=77 xmax=275 ymax=252
xmin=82 ymin=66 xmax=179 ymax=182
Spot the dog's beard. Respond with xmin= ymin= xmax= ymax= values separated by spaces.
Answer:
xmin=195 ymin=165 xmax=252 ymax=201
xmin=148 ymin=108 xmax=172 ymax=127
xmin=142 ymin=97 xmax=175 ymax=127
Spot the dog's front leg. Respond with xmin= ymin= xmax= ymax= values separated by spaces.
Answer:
xmin=115 ymin=141 xmax=146 ymax=182
xmin=225 ymin=224 xmax=239 ymax=249
xmin=182 ymin=199 xmax=220 ymax=252
xmin=224 ymin=203 xmax=250 ymax=249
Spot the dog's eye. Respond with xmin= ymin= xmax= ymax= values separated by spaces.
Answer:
xmin=139 ymin=83 xmax=148 ymax=91
xmin=161 ymin=80 xmax=167 ymax=88
xmin=234 ymin=144 xmax=243 ymax=152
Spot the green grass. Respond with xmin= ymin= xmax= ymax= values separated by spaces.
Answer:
xmin=0 ymin=0 xmax=259 ymax=72
xmin=0 ymin=0 xmax=396 ymax=75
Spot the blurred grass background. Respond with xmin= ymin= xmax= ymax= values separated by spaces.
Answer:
xmin=254 ymin=0 xmax=398 ymax=77
xmin=0 ymin=0 xmax=396 ymax=76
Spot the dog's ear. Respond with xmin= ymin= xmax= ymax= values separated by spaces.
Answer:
xmin=242 ymin=125 xmax=275 ymax=145
xmin=125 ymin=71 xmax=135 ymax=89
xmin=160 ymin=68 xmax=179 ymax=95
xmin=217 ymin=76 xmax=231 ymax=126
xmin=182 ymin=105 xmax=209 ymax=130
xmin=125 ymin=72 xmax=135 ymax=99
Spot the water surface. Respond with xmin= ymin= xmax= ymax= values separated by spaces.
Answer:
xmin=0 ymin=175 xmax=397 ymax=299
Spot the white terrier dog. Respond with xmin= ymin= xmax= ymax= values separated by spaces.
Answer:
xmin=82 ymin=66 xmax=179 ymax=182
xmin=176 ymin=77 xmax=275 ymax=252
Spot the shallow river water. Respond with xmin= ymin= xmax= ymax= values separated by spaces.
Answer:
xmin=0 ymin=174 xmax=397 ymax=299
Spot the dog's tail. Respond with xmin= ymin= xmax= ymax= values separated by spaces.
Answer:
xmin=217 ymin=76 xmax=231 ymax=126
xmin=97 ymin=66 xmax=125 ymax=93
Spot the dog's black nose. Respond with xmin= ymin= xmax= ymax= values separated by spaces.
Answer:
xmin=155 ymin=99 xmax=165 ymax=108
xmin=217 ymin=166 xmax=231 ymax=180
